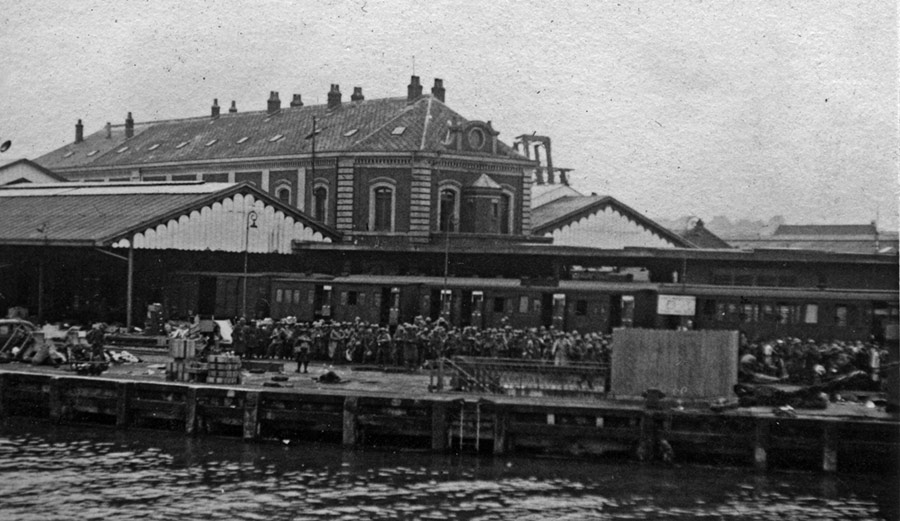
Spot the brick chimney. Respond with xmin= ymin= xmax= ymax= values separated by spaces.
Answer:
xmin=229 ymin=100 xmax=238 ymax=113
xmin=75 ymin=119 xmax=84 ymax=143
xmin=267 ymin=91 xmax=281 ymax=114
xmin=351 ymin=86 xmax=364 ymax=102
xmin=407 ymin=75 xmax=423 ymax=102
xmin=431 ymin=78 xmax=445 ymax=103
xmin=290 ymin=94 xmax=304 ymax=107
xmin=327 ymin=84 xmax=342 ymax=109
xmin=211 ymin=99 xmax=220 ymax=119
xmin=125 ymin=112 xmax=134 ymax=138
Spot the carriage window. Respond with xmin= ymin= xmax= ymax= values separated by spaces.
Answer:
xmin=293 ymin=290 xmax=301 ymax=305
xmin=804 ymin=304 xmax=819 ymax=324
xmin=835 ymin=306 xmax=848 ymax=327
xmin=519 ymin=296 xmax=529 ymax=313
xmin=493 ymin=297 xmax=505 ymax=313
xmin=347 ymin=291 xmax=358 ymax=306
xmin=533 ymin=299 xmax=542 ymax=314
xmin=575 ymin=300 xmax=588 ymax=316
xmin=276 ymin=289 xmax=283 ymax=303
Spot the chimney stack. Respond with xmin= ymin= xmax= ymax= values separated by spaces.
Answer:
xmin=75 ymin=119 xmax=84 ymax=143
xmin=431 ymin=78 xmax=445 ymax=103
xmin=407 ymin=75 xmax=423 ymax=102
xmin=105 ymin=122 xmax=112 ymax=139
xmin=290 ymin=94 xmax=304 ymax=108
xmin=267 ymin=91 xmax=281 ymax=114
xmin=229 ymin=100 xmax=238 ymax=113
xmin=327 ymin=84 xmax=342 ymax=109
xmin=125 ymin=112 xmax=134 ymax=139
xmin=211 ymin=99 xmax=220 ymax=119
xmin=351 ymin=86 xmax=364 ymax=102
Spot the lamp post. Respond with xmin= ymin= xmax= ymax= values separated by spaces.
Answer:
xmin=242 ymin=210 xmax=258 ymax=319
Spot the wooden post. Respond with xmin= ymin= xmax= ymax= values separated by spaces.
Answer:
xmin=822 ymin=423 xmax=837 ymax=472
xmin=126 ymin=245 xmax=134 ymax=331
xmin=0 ymin=373 xmax=6 ymax=418
xmin=754 ymin=420 xmax=769 ymax=470
xmin=431 ymin=401 xmax=448 ymax=451
xmin=493 ymin=410 xmax=509 ymax=455
xmin=342 ymin=396 xmax=358 ymax=447
xmin=185 ymin=387 xmax=197 ymax=435
xmin=243 ymin=391 xmax=260 ymax=441
xmin=116 ymin=382 xmax=132 ymax=428
xmin=48 ymin=377 xmax=63 ymax=423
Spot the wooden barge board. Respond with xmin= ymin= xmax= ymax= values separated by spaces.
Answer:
xmin=0 ymin=368 xmax=896 ymax=473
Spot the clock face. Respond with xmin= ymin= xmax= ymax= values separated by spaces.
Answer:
xmin=467 ymin=127 xmax=486 ymax=150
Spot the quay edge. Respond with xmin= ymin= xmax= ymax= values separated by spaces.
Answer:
xmin=0 ymin=369 xmax=896 ymax=474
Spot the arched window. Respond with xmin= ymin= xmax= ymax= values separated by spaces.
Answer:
xmin=276 ymin=186 xmax=291 ymax=205
xmin=313 ymin=185 xmax=328 ymax=223
xmin=368 ymin=180 xmax=396 ymax=232
xmin=500 ymin=188 xmax=515 ymax=235
xmin=439 ymin=188 xmax=458 ymax=232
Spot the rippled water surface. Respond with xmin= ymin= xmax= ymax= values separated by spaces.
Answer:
xmin=0 ymin=418 xmax=896 ymax=520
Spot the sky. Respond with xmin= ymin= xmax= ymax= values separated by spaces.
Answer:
xmin=1 ymin=0 xmax=897 ymax=229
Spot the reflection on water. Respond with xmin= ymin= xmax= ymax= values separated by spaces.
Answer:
xmin=0 ymin=418 xmax=896 ymax=520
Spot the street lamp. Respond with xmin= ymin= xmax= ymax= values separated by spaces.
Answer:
xmin=242 ymin=210 xmax=258 ymax=319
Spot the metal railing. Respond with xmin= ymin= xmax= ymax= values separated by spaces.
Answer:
xmin=431 ymin=356 xmax=609 ymax=398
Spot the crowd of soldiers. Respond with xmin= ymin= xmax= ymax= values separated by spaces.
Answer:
xmin=738 ymin=335 xmax=887 ymax=388
xmin=229 ymin=316 xmax=613 ymax=372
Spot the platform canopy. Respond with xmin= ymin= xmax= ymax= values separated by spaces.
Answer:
xmin=0 ymin=181 xmax=339 ymax=253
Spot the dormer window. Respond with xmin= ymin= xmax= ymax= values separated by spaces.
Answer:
xmin=117 ymin=146 xmax=129 ymax=153
xmin=343 ymin=128 xmax=358 ymax=137
xmin=63 ymin=151 xmax=75 ymax=158
xmin=86 ymin=150 xmax=98 ymax=157
xmin=175 ymin=141 xmax=189 ymax=149
xmin=148 ymin=144 xmax=160 ymax=151
xmin=205 ymin=139 xmax=218 ymax=147
xmin=236 ymin=137 xmax=249 ymax=144
xmin=269 ymin=134 xmax=284 ymax=143
xmin=391 ymin=126 xmax=406 ymax=136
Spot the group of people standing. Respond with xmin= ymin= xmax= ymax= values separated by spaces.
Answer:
xmin=228 ymin=316 xmax=613 ymax=371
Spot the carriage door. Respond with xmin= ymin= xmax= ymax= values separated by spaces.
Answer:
xmin=315 ymin=284 xmax=332 ymax=319
xmin=552 ymin=293 xmax=567 ymax=331
xmin=383 ymin=287 xmax=400 ymax=326
xmin=540 ymin=293 xmax=554 ymax=328
xmin=440 ymin=289 xmax=453 ymax=323
xmin=469 ymin=290 xmax=484 ymax=328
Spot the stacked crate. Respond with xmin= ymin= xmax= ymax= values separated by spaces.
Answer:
xmin=207 ymin=354 xmax=241 ymax=384
xmin=166 ymin=338 xmax=202 ymax=382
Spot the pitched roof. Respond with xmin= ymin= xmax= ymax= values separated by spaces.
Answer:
xmin=0 ymin=158 xmax=68 ymax=182
xmin=0 ymin=181 xmax=339 ymax=247
xmin=470 ymin=173 xmax=501 ymax=189
xmin=35 ymin=95 xmax=525 ymax=171
xmin=673 ymin=220 xmax=732 ymax=249
xmin=774 ymin=224 xmax=876 ymax=236
xmin=531 ymin=195 xmax=693 ymax=247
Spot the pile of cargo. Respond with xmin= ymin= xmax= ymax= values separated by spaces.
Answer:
xmin=165 ymin=338 xmax=241 ymax=385
xmin=207 ymin=354 xmax=241 ymax=384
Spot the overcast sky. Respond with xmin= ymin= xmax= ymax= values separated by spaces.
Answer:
xmin=1 ymin=1 xmax=896 ymax=229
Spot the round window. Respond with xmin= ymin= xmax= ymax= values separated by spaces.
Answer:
xmin=467 ymin=127 xmax=486 ymax=150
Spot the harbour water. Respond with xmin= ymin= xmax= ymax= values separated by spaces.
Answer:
xmin=0 ymin=417 xmax=896 ymax=521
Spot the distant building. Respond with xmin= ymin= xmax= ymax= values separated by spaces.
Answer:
xmin=671 ymin=218 xmax=732 ymax=249
xmin=728 ymin=223 xmax=898 ymax=255
xmin=0 ymin=158 xmax=67 ymax=185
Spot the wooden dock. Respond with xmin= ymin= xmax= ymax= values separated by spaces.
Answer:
xmin=0 ymin=369 xmax=896 ymax=473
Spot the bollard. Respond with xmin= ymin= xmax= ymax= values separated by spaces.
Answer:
xmin=243 ymin=391 xmax=260 ymax=441
xmin=431 ymin=401 xmax=448 ymax=451
xmin=343 ymin=396 xmax=358 ymax=447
